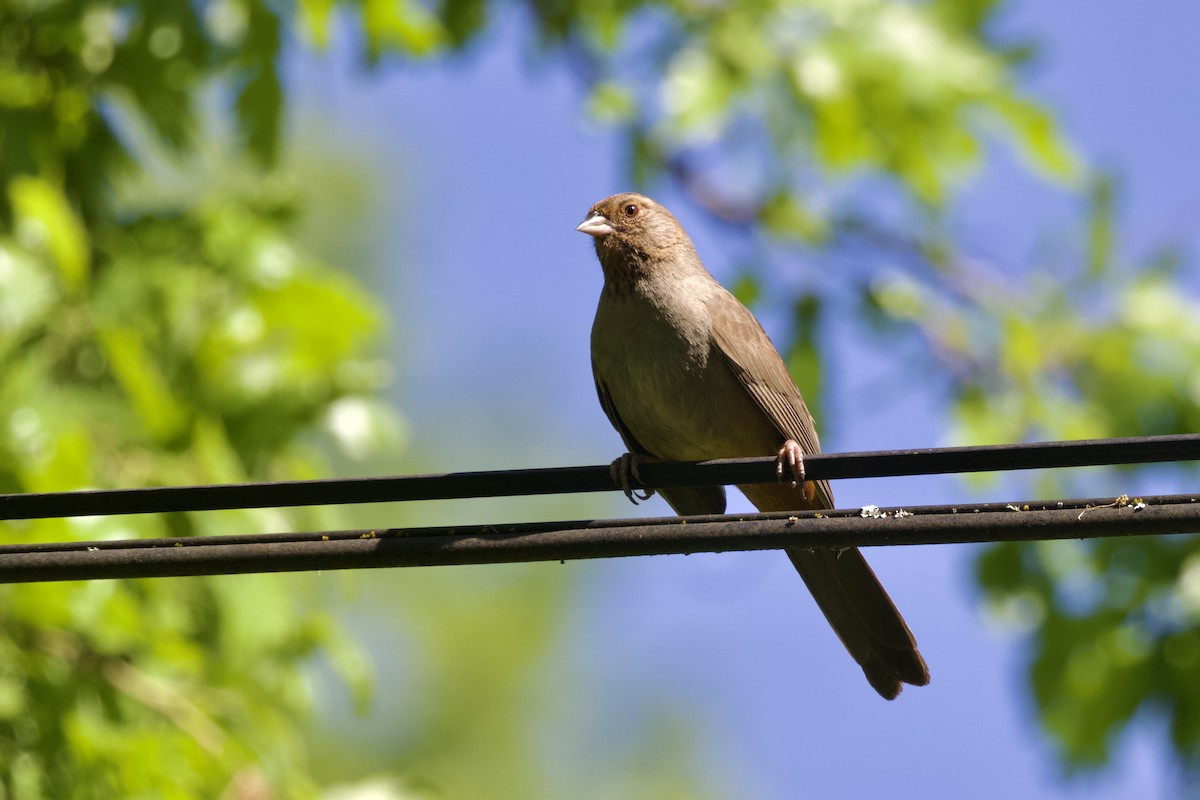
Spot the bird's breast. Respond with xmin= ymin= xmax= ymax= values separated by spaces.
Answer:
xmin=591 ymin=286 xmax=779 ymax=461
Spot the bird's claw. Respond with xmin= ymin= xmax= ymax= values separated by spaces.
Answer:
xmin=611 ymin=452 xmax=654 ymax=504
xmin=775 ymin=440 xmax=806 ymax=488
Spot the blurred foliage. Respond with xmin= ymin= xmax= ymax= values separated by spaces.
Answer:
xmin=2 ymin=0 xmax=1197 ymax=794
xmin=864 ymin=172 xmax=1200 ymax=770
xmin=0 ymin=1 xmax=387 ymax=796
xmin=0 ymin=180 xmax=383 ymax=793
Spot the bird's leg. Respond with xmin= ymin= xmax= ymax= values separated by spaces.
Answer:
xmin=610 ymin=452 xmax=655 ymax=504
xmin=775 ymin=439 xmax=806 ymax=488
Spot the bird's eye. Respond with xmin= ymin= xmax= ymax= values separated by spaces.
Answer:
xmin=623 ymin=203 xmax=639 ymax=217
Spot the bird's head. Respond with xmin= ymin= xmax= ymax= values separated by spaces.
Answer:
xmin=576 ymin=193 xmax=694 ymax=275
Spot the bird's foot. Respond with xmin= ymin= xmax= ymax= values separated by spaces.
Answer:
xmin=610 ymin=452 xmax=655 ymax=504
xmin=775 ymin=440 xmax=806 ymax=488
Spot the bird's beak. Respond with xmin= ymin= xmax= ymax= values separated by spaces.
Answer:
xmin=576 ymin=214 xmax=614 ymax=238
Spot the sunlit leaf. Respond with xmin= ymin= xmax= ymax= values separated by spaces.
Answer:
xmin=298 ymin=0 xmax=338 ymax=49
xmin=97 ymin=326 xmax=190 ymax=445
xmin=586 ymin=80 xmax=637 ymax=125
xmin=0 ymin=239 xmax=58 ymax=352
xmin=8 ymin=176 xmax=90 ymax=291
xmin=361 ymin=0 xmax=446 ymax=60
xmin=993 ymin=94 xmax=1082 ymax=184
xmin=759 ymin=192 xmax=830 ymax=244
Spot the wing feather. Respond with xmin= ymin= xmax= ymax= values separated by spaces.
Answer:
xmin=707 ymin=290 xmax=835 ymax=509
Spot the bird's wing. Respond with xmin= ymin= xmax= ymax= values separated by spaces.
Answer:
xmin=593 ymin=374 xmax=727 ymax=515
xmin=593 ymin=375 xmax=648 ymax=456
xmin=707 ymin=289 xmax=835 ymax=509
xmin=710 ymin=291 xmax=928 ymax=696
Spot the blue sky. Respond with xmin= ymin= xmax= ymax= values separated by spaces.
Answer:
xmin=288 ymin=2 xmax=1200 ymax=796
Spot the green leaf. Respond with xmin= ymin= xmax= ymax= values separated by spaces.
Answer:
xmin=728 ymin=271 xmax=760 ymax=307
xmin=7 ymin=176 xmax=90 ymax=292
xmin=759 ymin=192 xmax=830 ymax=244
xmin=441 ymin=0 xmax=490 ymax=47
xmin=361 ymin=0 xmax=446 ymax=60
xmin=236 ymin=4 xmax=283 ymax=164
xmin=97 ymin=326 xmax=190 ymax=445
xmin=786 ymin=294 xmax=823 ymax=425
xmin=659 ymin=48 xmax=733 ymax=142
xmin=976 ymin=541 xmax=1026 ymax=594
xmin=586 ymin=80 xmax=637 ymax=125
xmin=1086 ymin=173 xmax=1115 ymax=277
xmin=0 ymin=238 xmax=58 ymax=353
xmin=993 ymin=94 xmax=1082 ymax=184
xmin=298 ymin=0 xmax=338 ymax=49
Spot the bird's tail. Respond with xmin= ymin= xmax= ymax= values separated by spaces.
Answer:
xmin=786 ymin=547 xmax=929 ymax=699
xmin=741 ymin=480 xmax=929 ymax=699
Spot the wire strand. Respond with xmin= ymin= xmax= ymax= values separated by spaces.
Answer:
xmin=1 ymin=433 xmax=1197 ymax=521
xmin=0 ymin=493 xmax=1195 ymax=584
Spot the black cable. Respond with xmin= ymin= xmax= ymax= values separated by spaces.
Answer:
xmin=0 ymin=433 xmax=1197 ymax=521
xmin=0 ymin=493 xmax=1195 ymax=584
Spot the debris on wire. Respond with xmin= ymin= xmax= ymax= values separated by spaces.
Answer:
xmin=0 ymin=433 xmax=1198 ymax=584
xmin=0 ymin=494 xmax=1196 ymax=585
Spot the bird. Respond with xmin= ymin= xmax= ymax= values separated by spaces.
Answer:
xmin=578 ymin=191 xmax=929 ymax=699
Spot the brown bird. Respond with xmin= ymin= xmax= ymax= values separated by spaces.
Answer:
xmin=578 ymin=192 xmax=929 ymax=699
